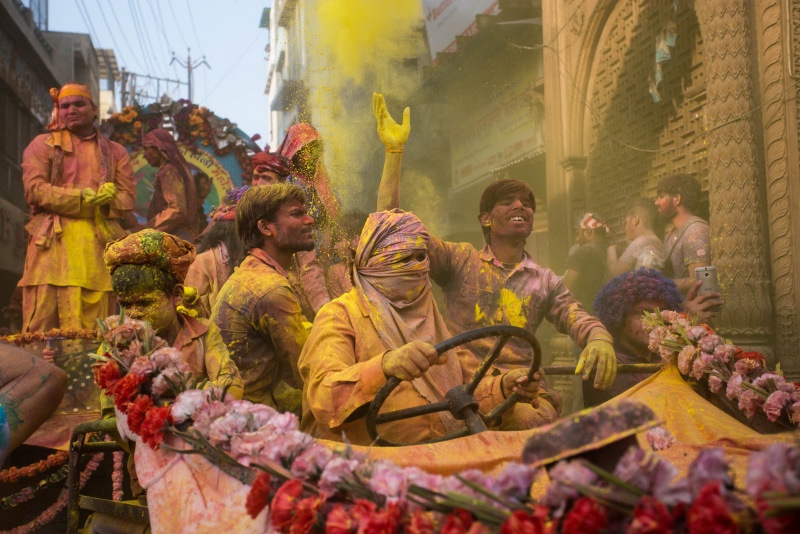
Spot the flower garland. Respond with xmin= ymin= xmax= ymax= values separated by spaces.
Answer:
xmin=643 ymin=310 xmax=799 ymax=428
xmin=0 ymin=451 xmax=68 ymax=483
xmin=0 ymin=452 xmax=103 ymax=534
xmin=0 ymin=465 xmax=69 ymax=510
xmin=1 ymin=328 xmax=97 ymax=346
xmin=103 ymin=100 xmax=255 ymax=183
xmin=93 ymin=311 xmax=800 ymax=533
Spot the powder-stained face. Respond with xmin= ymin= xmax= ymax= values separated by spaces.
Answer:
xmin=262 ymin=199 xmax=316 ymax=252
xmin=621 ymin=299 xmax=667 ymax=353
xmin=481 ymin=192 xmax=534 ymax=242
xmin=58 ymin=96 xmax=96 ymax=133
xmin=144 ymin=146 xmax=166 ymax=168
xmin=116 ymin=286 xmax=180 ymax=336
xmin=655 ymin=193 xmax=677 ymax=221
xmin=252 ymin=167 xmax=282 ymax=186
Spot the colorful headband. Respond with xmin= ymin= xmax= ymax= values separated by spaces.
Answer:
xmin=577 ymin=212 xmax=610 ymax=233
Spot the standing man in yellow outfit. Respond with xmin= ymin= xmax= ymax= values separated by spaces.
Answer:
xmin=19 ymin=83 xmax=136 ymax=332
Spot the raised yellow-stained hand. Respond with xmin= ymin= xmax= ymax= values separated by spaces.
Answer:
xmin=575 ymin=338 xmax=617 ymax=389
xmin=88 ymin=182 xmax=118 ymax=206
xmin=372 ymin=92 xmax=410 ymax=151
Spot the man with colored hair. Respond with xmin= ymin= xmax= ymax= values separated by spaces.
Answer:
xmin=373 ymin=94 xmax=616 ymax=416
xmin=211 ymin=184 xmax=314 ymax=412
xmin=300 ymin=210 xmax=552 ymax=445
xmin=143 ymin=128 xmax=200 ymax=242
xmin=563 ymin=212 xmax=610 ymax=314
xmin=607 ymin=198 xmax=665 ymax=278
xmin=19 ymin=82 xmax=136 ymax=332
xmin=584 ymin=269 xmax=685 ymax=407
xmin=655 ymin=174 xmax=711 ymax=293
xmin=104 ymin=229 xmax=243 ymax=398
xmin=250 ymin=151 xmax=291 ymax=186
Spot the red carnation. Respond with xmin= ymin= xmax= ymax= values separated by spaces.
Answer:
xmin=356 ymin=501 xmax=402 ymax=534
xmin=756 ymin=497 xmax=800 ymax=534
xmin=407 ymin=509 xmax=435 ymax=534
xmin=562 ymin=497 xmax=607 ymax=534
xmin=326 ymin=504 xmax=356 ymax=534
xmin=291 ymin=494 xmax=325 ymax=534
xmin=94 ymin=360 xmax=122 ymax=391
xmin=246 ymin=471 xmax=271 ymax=519
xmin=735 ymin=351 xmax=766 ymax=364
xmin=628 ymin=497 xmax=673 ymax=534
xmin=139 ymin=405 xmax=173 ymax=449
xmin=501 ymin=508 xmax=550 ymax=534
xmin=442 ymin=509 xmax=475 ymax=534
xmin=126 ymin=394 xmax=153 ymax=434
xmin=687 ymin=482 xmax=739 ymax=534
xmin=112 ymin=372 xmax=145 ymax=411
xmin=271 ymin=479 xmax=304 ymax=533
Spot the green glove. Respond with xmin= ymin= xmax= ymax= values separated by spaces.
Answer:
xmin=576 ymin=338 xmax=617 ymax=390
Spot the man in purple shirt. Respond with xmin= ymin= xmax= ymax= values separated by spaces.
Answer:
xmin=372 ymin=94 xmax=617 ymax=422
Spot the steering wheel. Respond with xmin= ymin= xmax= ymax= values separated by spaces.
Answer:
xmin=365 ymin=325 xmax=541 ymax=446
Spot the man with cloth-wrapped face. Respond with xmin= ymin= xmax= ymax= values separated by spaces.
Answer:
xmin=299 ymin=210 xmax=555 ymax=445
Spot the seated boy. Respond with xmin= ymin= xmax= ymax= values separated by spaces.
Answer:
xmin=104 ymin=229 xmax=243 ymax=398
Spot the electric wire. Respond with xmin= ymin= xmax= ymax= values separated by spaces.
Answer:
xmin=75 ymin=0 xmax=101 ymax=46
xmin=133 ymin=0 xmax=168 ymax=78
xmin=201 ymin=31 xmax=261 ymax=103
xmin=93 ymin=0 xmax=131 ymax=69
xmin=185 ymin=0 xmax=207 ymax=58
xmin=128 ymin=0 xmax=166 ymax=78
xmin=106 ymin=0 xmax=147 ymax=74
xmin=167 ymin=1 xmax=191 ymax=51
xmin=124 ymin=0 xmax=155 ymax=75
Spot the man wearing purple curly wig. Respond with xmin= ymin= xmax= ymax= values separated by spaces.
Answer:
xmin=583 ymin=269 xmax=684 ymax=407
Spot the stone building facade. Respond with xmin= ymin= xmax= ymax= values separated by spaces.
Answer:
xmin=542 ymin=0 xmax=800 ymax=378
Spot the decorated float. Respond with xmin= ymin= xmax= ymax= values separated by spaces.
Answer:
xmin=37 ymin=310 xmax=799 ymax=533
xmin=101 ymin=98 xmax=261 ymax=220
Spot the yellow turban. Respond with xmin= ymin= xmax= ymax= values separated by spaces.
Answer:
xmin=47 ymin=83 xmax=95 ymax=131
xmin=104 ymin=229 xmax=196 ymax=283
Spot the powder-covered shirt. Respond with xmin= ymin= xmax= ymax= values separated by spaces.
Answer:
xmin=428 ymin=238 xmax=607 ymax=371
xmin=20 ymin=131 xmax=135 ymax=290
xmin=298 ymin=289 xmax=557 ymax=445
xmin=620 ymin=235 xmax=665 ymax=271
xmin=663 ymin=216 xmax=711 ymax=279
xmin=211 ymin=248 xmax=308 ymax=407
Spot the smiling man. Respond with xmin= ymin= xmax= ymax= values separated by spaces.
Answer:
xmin=19 ymin=82 xmax=135 ymax=332
xmin=373 ymin=94 xmax=617 ymax=423
xmin=211 ymin=184 xmax=314 ymax=411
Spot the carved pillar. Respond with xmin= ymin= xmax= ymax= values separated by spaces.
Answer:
xmin=696 ymin=0 xmax=773 ymax=352
xmin=756 ymin=0 xmax=800 ymax=376
xmin=559 ymin=155 xmax=588 ymax=225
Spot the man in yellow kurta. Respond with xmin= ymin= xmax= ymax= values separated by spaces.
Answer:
xmin=19 ymin=83 xmax=135 ymax=332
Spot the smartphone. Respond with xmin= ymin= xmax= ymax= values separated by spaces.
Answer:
xmin=694 ymin=266 xmax=720 ymax=294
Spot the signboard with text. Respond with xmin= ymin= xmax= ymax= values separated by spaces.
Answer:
xmin=450 ymin=80 xmax=544 ymax=190
xmin=422 ymin=0 xmax=499 ymax=62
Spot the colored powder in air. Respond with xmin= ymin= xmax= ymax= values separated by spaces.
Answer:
xmin=301 ymin=0 xmax=424 ymax=211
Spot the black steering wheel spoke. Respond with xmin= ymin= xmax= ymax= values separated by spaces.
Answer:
xmin=365 ymin=326 xmax=542 ymax=446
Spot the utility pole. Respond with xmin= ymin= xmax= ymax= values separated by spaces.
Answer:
xmin=170 ymin=48 xmax=210 ymax=102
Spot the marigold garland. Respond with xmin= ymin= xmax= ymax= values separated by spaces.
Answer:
xmin=1 ymin=328 xmax=97 ymax=346
xmin=0 ymin=451 xmax=68 ymax=483
xmin=0 ymin=452 xmax=103 ymax=534
xmin=0 ymin=465 xmax=69 ymax=510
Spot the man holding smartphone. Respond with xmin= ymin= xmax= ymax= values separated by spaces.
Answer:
xmin=655 ymin=174 xmax=723 ymax=320
xmin=655 ymin=174 xmax=711 ymax=293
